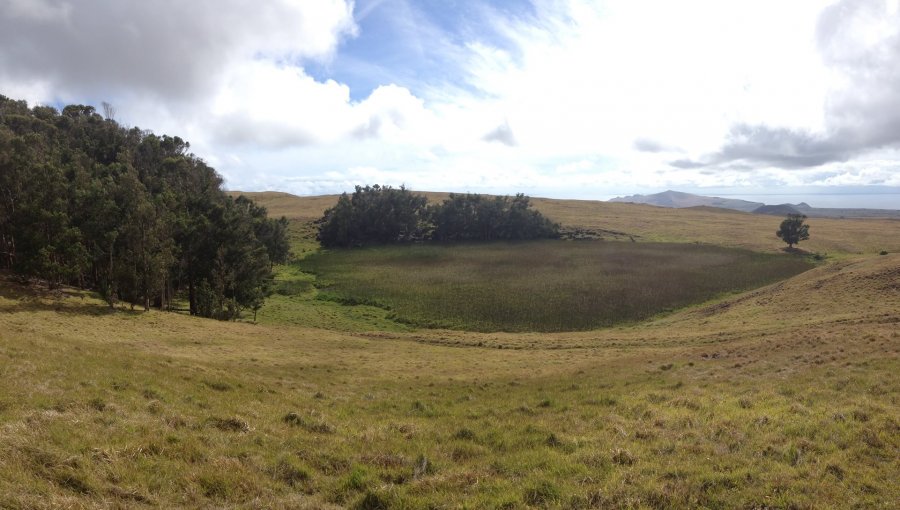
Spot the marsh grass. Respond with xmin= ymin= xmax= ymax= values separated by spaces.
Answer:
xmin=302 ymin=241 xmax=813 ymax=331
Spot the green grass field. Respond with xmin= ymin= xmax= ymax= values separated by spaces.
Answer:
xmin=1 ymin=194 xmax=898 ymax=509
xmin=301 ymin=241 xmax=814 ymax=332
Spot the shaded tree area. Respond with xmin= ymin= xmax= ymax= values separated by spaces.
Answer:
xmin=0 ymin=95 xmax=289 ymax=320
xmin=317 ymin=186 xmax=559 ymax=248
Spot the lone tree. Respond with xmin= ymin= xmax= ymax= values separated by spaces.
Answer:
xmin=776 ymin=214 xmax=810 ymax=249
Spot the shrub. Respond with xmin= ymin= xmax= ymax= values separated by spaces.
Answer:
xmin=316 ymin=186 xmax=558 ymax=247
xmin=453 ymin=428 xmax=477 ymax=440
xmin=429 ymin=193 xmax=559 ymax=242
xmin=273 ymin=456 xmax=311 ymax=486
xmin=523 ymin=481 xmax=561 ymax=505
xmin=611 ymin=447 xmax=635 ymax=465
xmin=317 ymin=185 xmax=427 ymax=247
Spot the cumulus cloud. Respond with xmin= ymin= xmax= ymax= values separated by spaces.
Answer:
xmin=2 ymin=0 xmax=898 ymax=201
xmin=633 ymin=138 xmax=680 ymax=153
xmin=0 ymin=0 xmax=356 ymax=102
xmin=679 ymin=0 xmax=900 ymax=170
xmin=483 ymin=120 xmax=517 ymax=146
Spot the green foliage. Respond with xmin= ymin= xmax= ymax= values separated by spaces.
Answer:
xmin=315 ymin=186 xmax=558 ymax=247
xmin=430 ymin=192 xmax=559 ymax=241
xmin=317 ymin=185 xmax=428 ymax=247
xmin=301 ymin=241 xmax=814 ymax=332
xmin=776 ymin=214 xmax=810 ymax=249
xmin=1 ymin=253 xmax=898 ymax=508
xmin=0 ymin=94 xmax=289 ymax=318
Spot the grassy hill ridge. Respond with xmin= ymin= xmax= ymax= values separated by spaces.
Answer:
xmin=231 ymin=190 xmax=900 ymax=255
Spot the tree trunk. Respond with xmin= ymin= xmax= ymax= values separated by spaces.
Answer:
xmin=188 ymin=278 xmax=196 ymax=315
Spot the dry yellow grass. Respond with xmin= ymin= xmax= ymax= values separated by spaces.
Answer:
xmin=234 ymin=190 xmax=900 ymax=255
xmin=1 ymin=251 xmax=898 ymax=507
xmin=2 ymin=192 xmax=898 ymax=508
xmin=228 ymin=191 xmax=342 ymax=221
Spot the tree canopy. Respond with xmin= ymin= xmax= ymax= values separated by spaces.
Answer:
xmin=776 ymin=214 xmax=810 ymax=249
xmin=316 ymin=185 xmax=429 ymax=248
xmin=316 ymin=187 xmax=559 ymax=248
xmin=429 ymin=193 xmax=559 ymax=242
xmin=0 ymin=94 xmax=289 ymax=319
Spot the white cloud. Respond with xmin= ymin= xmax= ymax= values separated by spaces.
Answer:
xmin=2 ymin=0 xmax=898 ymax=202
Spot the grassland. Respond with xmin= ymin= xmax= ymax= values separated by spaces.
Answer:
xmin=237 ymin=191 xmax=900 ymax=256
xmin=1 ymin=193 xmax=898 ymax=508
xmin=302 ymin=241 xmax=813 ymax=332
xmin=1 ymin=253 xmax=898 ymax=509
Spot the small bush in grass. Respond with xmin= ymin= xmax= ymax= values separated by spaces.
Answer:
xmin=784 ymin=444 xmax=802 ymax=466
xmin=450 ymin=444 xmax=484 ymax=462
xmin=591 ymin=396 xmax=617 ymax=406
xmin=413 ymin=454 xmax=434 ymax=479
xmin=273 ymin=456 xmax=311 ymax=486
xmin=851 ymin=409 xmax=870 ymax=422
xmin=354 ymin=489 xmax=396 ymax=510
xmin=524 ymin=481 xmax=561 ymax=506
xmin=411 ymin=400 xmax=432 ymax=414
xmin=283 ymin=411 xmax=335 ymax=434
xmin=142 ymin=388 xmax=163 ymax=400
xmin=611 ymin=448 xmax=635 ymax=466
xmin=51 ymin=467 xmax=94 ymax=494
xmin=207 ymin=417 xmax=249 ymax=432
xmin=825 ymin=463 xmax=845 ymax=480
xmin=197 ymin=473 xmax=230 ymax=499
xmin=545 ymin=433 xmax=563 ymax=448
xmin=880 ymin=250 xmax=888 ymax=255
xmin=453 ymin=427 xmax=477 ymax=441
xmin=204 ymin=380 xmax=232 ymax=392
xmin=343 ymin=465 xmax=370 ymax=491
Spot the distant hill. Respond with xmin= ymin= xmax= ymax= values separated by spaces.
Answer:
xmin=609 ymin=190 xmax=764 ymax=212
xmin=609 ymin=190 xmax=900 ymax=218
xmin=754 ymin=202 xmax=900 ymax=219
xmin=790 ymin=202 xmax=900 ymax=219
xmin=753 ymin=204 xmax=801 ymax=216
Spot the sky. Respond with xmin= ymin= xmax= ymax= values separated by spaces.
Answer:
xmin=2 ymin=0 xmax=900 ymax=207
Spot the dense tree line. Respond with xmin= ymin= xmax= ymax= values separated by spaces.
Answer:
xmin=429 ymin=192 xmax=559 ymax=242
xmin=0 ymin=95 xmax=289 ymax=319
xmin=317 ymin=185 xmax=559 ymax=247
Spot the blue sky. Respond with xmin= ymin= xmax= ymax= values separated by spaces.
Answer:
xmin=305 ymin=0 xmax=537 ymax=101
xmin=2 ymin=0 xmax=899 ymax=207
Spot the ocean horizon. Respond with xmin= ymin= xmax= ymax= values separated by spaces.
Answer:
xmin=707 ymin=193 xmax=900 ymax=210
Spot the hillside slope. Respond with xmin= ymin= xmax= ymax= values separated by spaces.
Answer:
xmin=234 ymin=191 xmax=900 ymax=255
xmin=1 ymin=252 xmax=897 ymax=508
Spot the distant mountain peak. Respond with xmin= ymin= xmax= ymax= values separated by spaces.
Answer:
xmin=753 ymin=204 xmax=801 ymax=216
xmin=609 ymin=190 xmax=764 ymax=212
